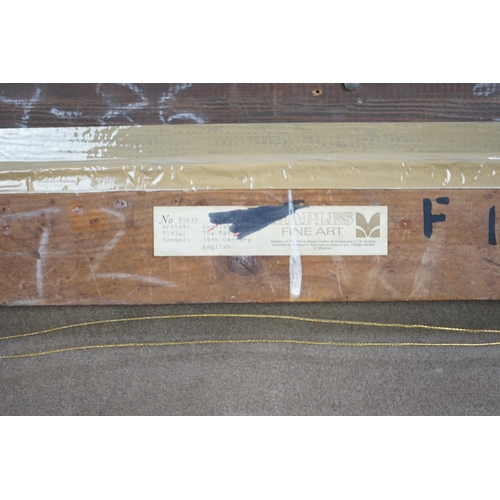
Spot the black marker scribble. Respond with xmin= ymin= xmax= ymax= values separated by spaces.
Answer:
xmin=209 ymin=200 xmax=308 ymax=239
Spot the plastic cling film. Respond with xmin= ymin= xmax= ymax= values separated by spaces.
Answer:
xmin=1 ymin=123 xmax=500 ymax=161
xmin=3 ymin=159 xmax=500 ymax=193
xmin=0 ymin=122 xmax=499 ymax=193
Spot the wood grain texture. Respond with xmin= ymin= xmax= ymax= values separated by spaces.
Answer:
xmin=1 ymin=189 xmax=499 ymax=305
xmin=1 ymin=83 xmax=499 ymax=304
xmin=0 ymin=83 xmax=499 ymax=128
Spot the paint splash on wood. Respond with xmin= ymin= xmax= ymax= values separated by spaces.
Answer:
xmin=208 ymin=200 xmax=308 ymax=239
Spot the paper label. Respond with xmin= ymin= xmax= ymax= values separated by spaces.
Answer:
xmin=154 ymin=206 xmax=388 ymax=256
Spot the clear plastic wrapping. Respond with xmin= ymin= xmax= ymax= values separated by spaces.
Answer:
xmin=1 ymin=122 xmax=499 ymax=193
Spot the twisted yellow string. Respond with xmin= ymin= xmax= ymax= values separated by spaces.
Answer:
xmin=1 ymin=313 xmax=500 ymax=359
xmin=2 ymin=338 xmax=500 ymax=360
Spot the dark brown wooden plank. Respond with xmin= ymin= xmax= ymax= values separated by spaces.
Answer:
xmin=0 ymin=84 xmax=499 ymax=128
xmin=1 ymin=189 xmax=499 ymax=305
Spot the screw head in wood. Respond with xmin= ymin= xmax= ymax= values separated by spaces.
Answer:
xmin=344 ymin=83 xmax=360 ymax=91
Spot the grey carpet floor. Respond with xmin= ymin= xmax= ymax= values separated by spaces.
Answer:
xmin=1 ymin=301 xmax=499 ymax=415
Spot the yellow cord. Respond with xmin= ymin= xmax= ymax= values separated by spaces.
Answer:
xmin=2 ymin=313 xmax=500 ymax=359
xmin=2 ymin=313 xmax=500 ymax=342
xmin=2 ymin=338 xmax=500 ymax=360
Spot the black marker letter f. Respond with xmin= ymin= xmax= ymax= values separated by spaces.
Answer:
xmin=423 ymin=197 xmax=449 ymax=238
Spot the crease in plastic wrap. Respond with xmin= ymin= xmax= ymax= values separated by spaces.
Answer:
xmin=0 ymin=122 xmax=499 ymax=193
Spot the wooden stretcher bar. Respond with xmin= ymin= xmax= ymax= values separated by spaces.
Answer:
xmin=1 ymin=189 xmax=499 ymax=305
